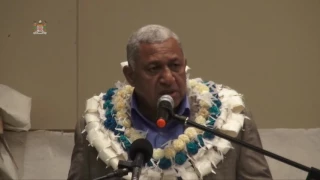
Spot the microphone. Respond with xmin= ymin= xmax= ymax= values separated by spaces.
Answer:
xmin=93 ymin=139 xmax=153 ymax=180
xmin=129 ymin=138 xmax=153 ymax=180
xmin=156 ymin=95 xmax=174 ymax=128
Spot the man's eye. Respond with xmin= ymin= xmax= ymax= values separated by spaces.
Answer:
xmin=148 ymin=66 xmax=159 ymax=72
xmin=170 ymin=63 xmax=181 ymax=70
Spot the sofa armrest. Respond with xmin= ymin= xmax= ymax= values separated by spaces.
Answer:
xmin=0 ymin=109 xmax=4 ymax=134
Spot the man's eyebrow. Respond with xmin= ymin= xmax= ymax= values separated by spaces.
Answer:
xmin=145 ymin=60 xmax=161 ymax=66
xmin=169 ymin=58 xmax=179 ymax=62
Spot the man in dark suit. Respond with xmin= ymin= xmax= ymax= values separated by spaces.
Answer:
xmin=68 ymin=24 xmax=273 ymax=180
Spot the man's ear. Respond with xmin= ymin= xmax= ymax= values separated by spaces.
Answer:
xmin=123 ymin=66 xmax=135 ymax=86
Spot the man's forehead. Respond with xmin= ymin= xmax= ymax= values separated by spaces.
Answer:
xmin=138 ymin=52 xmax=182 ymax=66
xmin=138 ymin=39 xmax=182 ymax=60
xmin=139 ymin=38 xmax=180 ymax=51
xmin=144 ymin=54 xmax=181 ymax=64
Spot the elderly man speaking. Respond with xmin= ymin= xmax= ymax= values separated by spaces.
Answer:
xmin=67 ymin=24 xmax=273 ymax=180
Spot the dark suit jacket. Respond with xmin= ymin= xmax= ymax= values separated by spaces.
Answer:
xmin=67 ymin=110 xmax=273 ymax=180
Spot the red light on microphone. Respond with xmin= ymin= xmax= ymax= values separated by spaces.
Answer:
xmin=156 ymin=118 xmax=166 ymax=128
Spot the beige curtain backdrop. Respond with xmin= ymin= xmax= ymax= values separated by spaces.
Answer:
xmin=0 ymin=0 xmax=319 ymax=130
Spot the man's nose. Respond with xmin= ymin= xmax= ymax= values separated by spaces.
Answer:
xmin=160 ymin=67 xmax=175 ymax=85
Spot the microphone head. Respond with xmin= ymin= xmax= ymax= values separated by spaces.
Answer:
xmin=129 ymin=138 xmax=153 ymax=164
xmin=156 ymin=95 xmax=174 ymax=128
xmin=157 ymin=95 xmax=174 ymax=108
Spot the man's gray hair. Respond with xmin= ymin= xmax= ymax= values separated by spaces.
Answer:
xmin=126 ymin=24 xmax=183 ymax=69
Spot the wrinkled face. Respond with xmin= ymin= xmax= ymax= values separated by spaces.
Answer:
xmin=124 ymin=38 xmax=187 ymax=110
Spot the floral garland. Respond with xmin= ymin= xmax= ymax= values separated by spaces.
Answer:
xmin=83 ymin=78 xmax=246 ymax=180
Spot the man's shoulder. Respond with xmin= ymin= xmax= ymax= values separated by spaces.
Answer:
xmin=200 ymin=79 xmax=261 ymax=135
xmin=189 ymin=78 xmax=243 ymax=96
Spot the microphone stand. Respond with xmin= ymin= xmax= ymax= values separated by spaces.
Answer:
xmin=93 ymin=158 xmax=146 ymax=180
xmin=173 ymin=114 xmax=320 ymax=180
xmin=93 ymin=160 xmax=132 ymax=180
